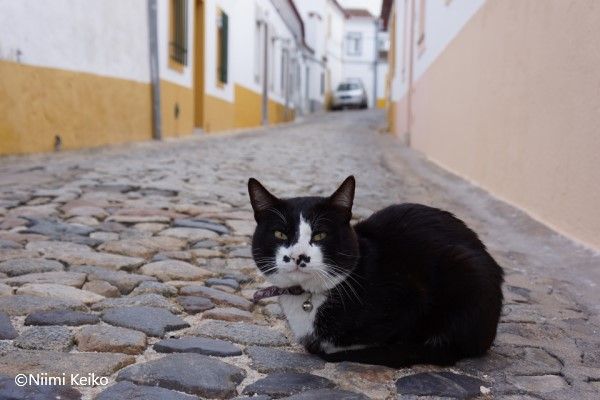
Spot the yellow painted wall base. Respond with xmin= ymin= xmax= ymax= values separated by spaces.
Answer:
xmin=268 ymin=99 xmax=294 ymax=125
xmin=376 ymin=98 xmax=387 ymax=108
xmin=203 ymin=93 xmax=236 ymax=133
xmin=0 ymin=61 xmax=152 ymax=155
xmin=234 ymin=85 xmax=262 ymax=128
xmin=387 ymin=100 xmax=397 ymax=135
xmin=160 ymin=80 xmax=194 ymax=138
xmin=203 ymin=84 xmax=293 ymax=133
xmin=0 ymin=61 xmax=294 ymax=154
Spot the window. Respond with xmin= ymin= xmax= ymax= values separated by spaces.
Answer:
xmin=377 ymin=36 xmax=389 ymax=60
xmin=337 ymin=83 xmax=361 ymax=91
xmin=346 ymin=32 xmax=362 ymax=56
xmin=169 ymin=0 xmax=188 ymax=68
xmin=217 ymin=10 xmax=229 ymax=84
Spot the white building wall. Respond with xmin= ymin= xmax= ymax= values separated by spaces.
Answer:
xmin=342 ymin=17 xmax=377 ymax=106
xmin=413 ymin=0 xmax=485 ymax=81
xmin=204 ymin=0 xmax=235 ymax=103
xmin=202 ymin=0 xmax=299 ymax=106
xmin=326 ymin=1 xmax=345 ymax=95
xmin=390 ymin=0 xmax=486 ymax=103
xmin=390 ymin=0 xmax=408 ymax=102
xmin=0 ymin=0 xmax=149 ymax=83
xmin=376 ymin=61 xmax=387 ymax=100
xmin=295 ymin=1 xmax=327 ymax=109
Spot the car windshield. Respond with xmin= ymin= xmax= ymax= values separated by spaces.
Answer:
xmin=337 ymin=83 xmax=360 ymax=91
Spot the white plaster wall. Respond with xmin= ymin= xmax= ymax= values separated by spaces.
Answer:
xmin=376 ymin=61 xmax=388 ymax=99
xmin=296 ymin=2 xmax=326 ymax=104
xmin=295 ymin=0 xmax=326 ymax=60
xmin=203 ymin=0 xmax=298 ymax=105
xmin=414 ymin=0 xmax=486 ymax=81
xmin=0 ymin=0 xmax=150 ymax=82
xmin=390 ymin=0 xmax=409 ymax=102
xmin=326 ymin=1 xmax=345 ymax=93
xmin=343 ymin=18 xmax=376 ymax=64
xmin=264 ymin=0 xmax=297 ymax=105
xmin=342 ymin=17 xmax=378 ymax=106
xmin=204 ymin=0 xmax=235 ymax=102
xmin=157 ymin=0 xmax=195 ymax=87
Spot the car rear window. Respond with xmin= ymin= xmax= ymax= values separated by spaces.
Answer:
xmin=337 ymin=83 xmax=360 ymax=91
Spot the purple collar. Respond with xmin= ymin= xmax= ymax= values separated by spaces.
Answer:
xmin=253 ymin=285 xmax=305 ymax=302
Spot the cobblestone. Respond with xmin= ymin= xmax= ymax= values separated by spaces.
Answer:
xmin=242 ymin=372 xmax=335 ymax=398
xmin=1 ymin=271 xmax=86 ymax=287
xmin=117 ymin=353 xmax=245 ymax=398
xmin=24 ymin=310 xmax=100 ymax=326
xmin=0 ymin=258 xmax=64 ymax=276
xmin=193 ymin=320 xmax=290 ymax=346
xmin=180 ymin=285 xmax=253 ymax=311
xmin=102 ymin=306 xmax=189 ymax=337
xmin=0 ymin=375 xmax=81 ymax=400
xmin=14 ymin=325 xmax=73 ymax=351
xmin=75 ymin=325 xmax=146 ymax=354
xmin=96 ymin=381 xmax=197 ymax=400
xmin=154 ymin=336 xmax=243 ymax=357
xmin=0 ymin=111 xmax=598 ymax=398
xmin=0 ymin=313 xmax=17 ymax=339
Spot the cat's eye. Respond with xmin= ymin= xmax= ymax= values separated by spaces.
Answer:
xmin=274 ymin=231 xmax=288 ymax=240
xmin=312 ymin=232 xmax=327 ymax=241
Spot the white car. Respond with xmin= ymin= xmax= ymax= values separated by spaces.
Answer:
xmin=331 ymin=81 xmax=368 ymax=110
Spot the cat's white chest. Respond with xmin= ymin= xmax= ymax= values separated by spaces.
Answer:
xmin=279 ymin=293 xmax=326 ymax=341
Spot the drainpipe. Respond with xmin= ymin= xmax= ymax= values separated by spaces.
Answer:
xmin=406 ymin=0 xmax=416 ymax=146
xmin=373 ymin=19 xmax=379 ymax=108
xmin=148 ymin=0 xmax=162 ymax=140
xmin=262 ymin=22 xmax=269 ymax=126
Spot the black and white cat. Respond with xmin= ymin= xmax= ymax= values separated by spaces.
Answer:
xmin=248 ymin=176 xmax=504 ymax=368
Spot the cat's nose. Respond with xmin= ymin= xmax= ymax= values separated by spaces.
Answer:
xmin=296 ymin=254 xmax=310 ymax=267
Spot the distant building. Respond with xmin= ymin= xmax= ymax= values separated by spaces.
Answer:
xmin=342 ymin=8 xmax=388 ymax=108
xmin=295 ymin=0 xmax=346 ymax=112
xmin=381 ymin=0 xmax=600 ymax=250
xmin=296 ymin=1 xmax=388 ymax=110
xmin=0 ymin=0 xmax=310 ymax=155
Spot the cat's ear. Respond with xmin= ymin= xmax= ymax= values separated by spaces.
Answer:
xmin=329 ymin=176 xmax=355 ymax=221
xmin=248 ymin=178 xmax=279 ymax=220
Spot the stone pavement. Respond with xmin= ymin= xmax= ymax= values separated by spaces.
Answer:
xmin=0 ymin=110 xmax=599 ymax=399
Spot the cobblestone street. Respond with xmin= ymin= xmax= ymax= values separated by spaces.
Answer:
xmin=0 ymin=110 xmax=599 ymax=399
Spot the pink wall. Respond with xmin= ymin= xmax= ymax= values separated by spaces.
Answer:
xmin=402 ymin=0 xmax=600 ymax=250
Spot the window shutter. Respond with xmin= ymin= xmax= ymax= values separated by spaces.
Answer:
xmin=220 ymin=13 xmax=229 ymax=83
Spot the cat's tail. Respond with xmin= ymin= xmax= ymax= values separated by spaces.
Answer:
xmin=318 ymin=342 xmax=476 ymax=368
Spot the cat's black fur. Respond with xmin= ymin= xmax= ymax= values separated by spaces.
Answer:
xmin=249 ymin=176 xmax=504 ymax=368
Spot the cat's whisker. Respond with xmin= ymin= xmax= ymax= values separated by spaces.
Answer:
xmin=321 ymin=260 xmax=365 ymax=291
xmin=314 ymin=269 xmax=346 ymax=311
xmin=336 ymin=251 xmax=360 ymax=259
xmin=321 ymin=262 xmax=364 ymax=304
xmin=266 ymin=207 xmax=287 ymax=225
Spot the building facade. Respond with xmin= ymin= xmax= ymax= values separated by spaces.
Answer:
xmin=0 ymin=0 xmax=308 ymax=155
xmin=295 ymin=0 xmax=346 ymax=112
xmin=342 ymin=9 xmax=380 ymax=108
xmin=382 ymin=0 xmax=600 ymax=250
